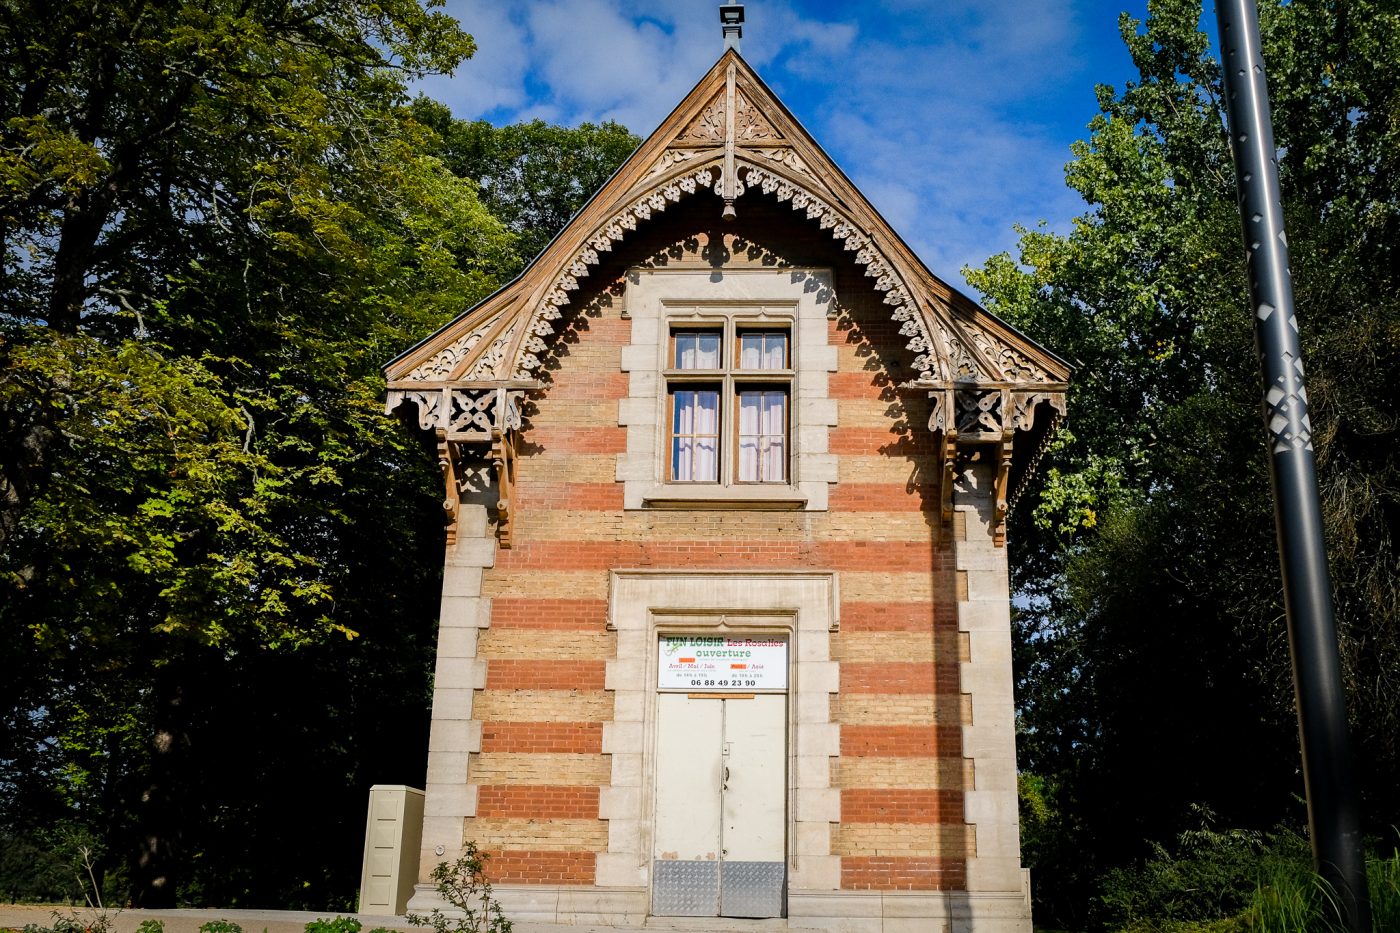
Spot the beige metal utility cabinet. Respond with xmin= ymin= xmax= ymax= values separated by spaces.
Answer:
xmin=359 ymin=785 xmax=425 ymax=915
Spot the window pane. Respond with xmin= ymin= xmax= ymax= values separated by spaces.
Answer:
xmin=738 ymin=436 xmax=759 ymax=482
xmin=693 ymin=435 xmax=718 ymax=481
xmin=764 ymin=333 xmax=787 ymax=369
xmin=672 ymin=388 xmax=719 ymax=482
xmin=740 ymin=333 xmax=762 ymax=369
xmin=675 ymin=331 xmax=720 ymax=369
xmin=694 ymin=390 xmax=718 ymax=433
xmin=738 ymin=331 xmax=787 ymax=370
xmin=737 ymin=389 xmax=787 ymax=482
xmin=762 ymin=435 xmax=785 ymax=481
xmin=739 ymin=392 xmax=759 ymax=434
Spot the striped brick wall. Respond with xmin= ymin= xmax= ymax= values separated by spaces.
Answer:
xmin=464 ymin=202 xmax=967 ymax=890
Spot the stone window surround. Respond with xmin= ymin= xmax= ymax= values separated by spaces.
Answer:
xmin=617 ymin=267 xmax=839 ymax=511
xmin=598 ymin=570 xmax=841 ymax=894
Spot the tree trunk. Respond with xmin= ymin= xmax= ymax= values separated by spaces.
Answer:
xmin=131 ymin=671 xmax=187 ymax=908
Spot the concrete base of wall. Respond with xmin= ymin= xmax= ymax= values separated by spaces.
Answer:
xmin=408 ymin=878 xmax=1032 ymax=933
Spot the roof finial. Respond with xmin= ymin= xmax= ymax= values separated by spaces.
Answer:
xmin=720 ymin=4 xmax=744 ymax=53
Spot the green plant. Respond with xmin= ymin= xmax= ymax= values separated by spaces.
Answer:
xmin=20 ymin=912 xmax=114 ymax=933
xmin=407 ymin=843 xmax=511 ymax=933
xmin=1245 ymin=860 xmax=1325 ymax=932
xmin=198 ymin=921 xmax=244 ymax=933
xmin=1099 ymin=807 xmax=1295 ymax=927
xmin=304 ymin=920 xmax=361 ymax=933
xmin=15 ymin=842 xmax=122 ymax=933
xmin=136 ymin=922 xmax=166 ymax=933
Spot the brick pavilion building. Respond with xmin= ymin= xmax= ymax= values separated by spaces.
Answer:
xmin=383 ymin=26 xmax=1067 ymax=933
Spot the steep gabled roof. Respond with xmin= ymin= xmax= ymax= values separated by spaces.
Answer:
xmin=385 ymin=50 xmax=1068 ymax=392
xmin=386 ymin=51 xmax=1069 ymax=539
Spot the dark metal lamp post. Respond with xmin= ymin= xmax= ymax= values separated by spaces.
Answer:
xmin=1213 ymin=1 xmax=1371 ymax=929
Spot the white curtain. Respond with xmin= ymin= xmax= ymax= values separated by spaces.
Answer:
xmin=739 ymin=333 xmax=786 ymax=370
xmin=676 ymin=332 xmax=721 ymax=369
xmin=738 ymin=390 xmax=786 ymax=482
xmin=673 ymin=389 xmax=719 ymax=481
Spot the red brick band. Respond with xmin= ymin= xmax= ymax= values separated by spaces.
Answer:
xmin=484 ymin=850 xmax=596 ymax=885
xmin=840 ymin=725 xmax=961 ymax=757
xmin=840 ymin=601 xmax=941 ymax=631
xmin=487 ymin=660 xmax=607 ymax=691
xmin=840 ymin=789 xmax=964 ymax=824
xmin=492 ymin=540 xmax=943 ymax=572
xmin=477 ymin=785 xmax=600 ymax=820
xmin=490 ymin=599 xmax=609 ymax=630
xmin=480 ymin=721 xmax=603 ymax=754
xmin=842 ymin=856 xmax=966 ymax=891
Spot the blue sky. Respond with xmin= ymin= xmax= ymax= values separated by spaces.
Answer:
xmin=413 ymin=1 xmax=1179 ymax=289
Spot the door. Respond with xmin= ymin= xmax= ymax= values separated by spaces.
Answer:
xmin=652 ymin=693 xmax=786 ymax=918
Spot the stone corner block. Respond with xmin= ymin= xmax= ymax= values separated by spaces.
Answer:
xmin=601 ymin=720 xmax=643 ymax=755
xmin=800 ymin=660 xmax=840 ymax=694
xmin=594 ymin=853 xmax=648 ymax=887
xmin=797 ymin=786 xmax=840 ymax=822
xmin=965 ymin=857 xmax=1029 ymax=894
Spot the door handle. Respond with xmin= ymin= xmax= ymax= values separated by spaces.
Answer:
xmin=723 ymin=765 xmax=729 ymax=789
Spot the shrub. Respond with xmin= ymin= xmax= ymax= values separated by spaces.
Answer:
xmin=1100 ymin=808 xmax=1306 ymax=927
xmin=198 ymin=921 xmax=244 ymax=933
xmin=1369 ymin=844 xmax=1400 ymax=931
xmin=407 ymin=843 xmax=511 ymax=933
xmin=304 ymin=920 xmax=361 ymax=933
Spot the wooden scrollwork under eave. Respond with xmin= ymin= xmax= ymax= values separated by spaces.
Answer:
xmin=490 ymin=426 xmax=516 ymax=549
xmin=438 ymin=432 xmax=460 ymax=545
xmin=992 ymin=432 xmax=1015 ymax=548
xmin=941 ymin=430 xmax=959 ymax=526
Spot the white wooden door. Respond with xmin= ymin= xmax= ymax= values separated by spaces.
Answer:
xmin=652 ymin=693 xmax=786 ymax=918
xmin=719 ymin=693 xmax=786 ymax=916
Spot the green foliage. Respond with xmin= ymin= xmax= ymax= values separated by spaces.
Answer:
xmin=411 ymin=100 xmax=640 ymax=268
xmin=408 ymin=845 xmax=511 ymax=933
xmin=1096 ymin=824 xmax=1400 ymax=931
xmin=0 ymin=0 xmax=523 ymax=910
xmin=1099 ymin=811 xmax=1303 ymax=928
xmin=0 ymin=833 xmax=83 ymax=903
xmin=136 ymin=922 xmax=166 ymax=933
xmin=1368 ymin=846 xmax=1400 ymax=931
xmin=967 ymin=1 xmax=1400 ymax=924
xmin=197 ymin=922 xmax=243 ymax=933
xmin=0 ymin=0 xmax=638 ymax=905
xmin=304 ymin=919 xmax=360 ymax=933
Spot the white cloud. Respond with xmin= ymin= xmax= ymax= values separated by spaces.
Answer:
xmin=413 ymin=2 xmax=532 ymax=116
xmin=413 ymin=1 xmax=1122 ymax=287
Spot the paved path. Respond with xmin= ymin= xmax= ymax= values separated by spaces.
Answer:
xmin=0 ymin=906 xmax=820 ymax=933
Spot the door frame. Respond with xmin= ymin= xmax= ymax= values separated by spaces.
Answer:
xmin=650 ymin=690 xmax=789 ymax=917
xmin=644 ymin=613 xmax=795 ymax=917
xmin=600 ymin=571 xmax=841 ymax=896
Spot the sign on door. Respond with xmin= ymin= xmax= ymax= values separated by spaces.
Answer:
xmin=657 ymin=634 xmax=788 ymax=691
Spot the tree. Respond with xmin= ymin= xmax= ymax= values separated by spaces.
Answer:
xmin=0 ymin=0 xmax=518 ymax=906
xmin=410 ymin=101 xmax=640 ymax=268
xmin=966 ymin=0 xmax=1400 ymax=925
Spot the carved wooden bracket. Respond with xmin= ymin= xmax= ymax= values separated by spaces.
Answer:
xmin=929 ymin=386 xmax=1066 ymax=547
xmin=993 ymin=431 xmax=1015 ymax=548
xmin=387 ymin=383 xmax=527 ymax=548
xmin=489 ymin=422 xmax=517 ymax=548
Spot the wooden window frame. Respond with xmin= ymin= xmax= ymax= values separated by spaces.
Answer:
xmin=665 ymin=318 xmax=793 ymax=486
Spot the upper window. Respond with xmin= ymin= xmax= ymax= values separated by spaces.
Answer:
xmin=667 ymin=322 xmax=791 ymax=484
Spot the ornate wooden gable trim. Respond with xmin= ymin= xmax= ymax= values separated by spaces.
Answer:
xmin=386 ymin=50 xmax=1069 ymax=547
